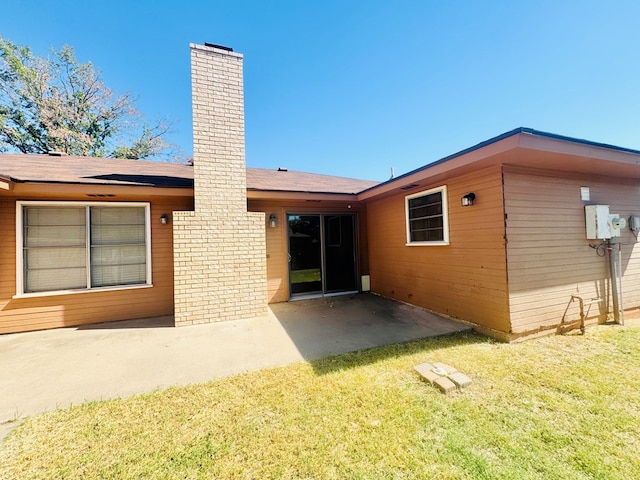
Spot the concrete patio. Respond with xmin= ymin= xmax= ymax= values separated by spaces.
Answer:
xmin=0 ymin=293 xmax=469 ymax=439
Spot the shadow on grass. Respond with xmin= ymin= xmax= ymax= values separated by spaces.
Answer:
xmin=308 ymin=330 xmax=488 ymax=375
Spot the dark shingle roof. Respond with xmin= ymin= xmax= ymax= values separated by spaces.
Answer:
xmin=0 ymin=154 xmax=378 ymax=193
xmin=0 ymin=154 xmax=194 ymax=188
xmin=247 ymin=168 xmax=377 ymax=194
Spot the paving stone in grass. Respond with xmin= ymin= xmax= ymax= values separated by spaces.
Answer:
xmin=448 ymin=371 xmax=473 ymax=389
xmin=415 ymin=362 xmax=472 ymax=394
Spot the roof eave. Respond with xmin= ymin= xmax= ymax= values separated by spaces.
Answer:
xmin=247 ymin=189 xmax=360 ymax=201
xmin=357 ymin=128 xmax=524 ymax=200
xmin=4 ymin=181 xmax=194 ymax=198
xmin=357 ymin=128 xmax=640 ymax=200
xmin=0 ymin=175 xmax=13 ymax=191
xmin=3 ymin=178 xmax=194 ymax=188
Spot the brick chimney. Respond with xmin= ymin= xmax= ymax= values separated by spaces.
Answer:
xmin=173 ymin=43 xmax=267 ymax=326
xmin=190 ymin=43 xmax=247 ymax=211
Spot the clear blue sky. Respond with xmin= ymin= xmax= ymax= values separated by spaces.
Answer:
xmin=2 ymin=1 xmax=640 ymax=181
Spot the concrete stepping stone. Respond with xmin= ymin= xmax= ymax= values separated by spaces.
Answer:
xmin=414 ymin=362 xmax=472 ymax=394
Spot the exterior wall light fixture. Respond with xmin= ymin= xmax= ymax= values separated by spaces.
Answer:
xmin=461 ymin=192 xmax=476 ymax=207
xmin=269 ymin=213 xmax=277 ymax=228
xmin=160 ymin=214 xmax=169 ymax=224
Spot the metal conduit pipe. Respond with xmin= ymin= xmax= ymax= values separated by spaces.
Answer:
xmin=618 ymin=241 xmax=625 ymax=326
xmin=607 ymin=238 xmax=622 ymax=324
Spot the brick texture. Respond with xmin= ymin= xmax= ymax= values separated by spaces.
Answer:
xmin=173 ymin=44 xmax=267 ymax=326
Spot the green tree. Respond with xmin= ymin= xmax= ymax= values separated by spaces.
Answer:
xmin=0 ymin=36 xmax=176 ymax=160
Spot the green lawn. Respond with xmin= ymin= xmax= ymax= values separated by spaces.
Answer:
xmin=290 ymin=268 xmax=321 ymax=284
xmin=2 ymin=326 xmax=640 ymax=479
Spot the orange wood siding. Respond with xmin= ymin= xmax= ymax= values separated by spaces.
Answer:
xmin=366 ymin=165 xmax=510 ymax=332
xmin=248 ymin=199 xmax=367 ymax=303
xmin=504 ymin=167 xmax=640 ymax=334
xmin=0 ymin=194 xmax=193 ymax=334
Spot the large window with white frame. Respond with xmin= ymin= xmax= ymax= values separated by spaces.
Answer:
xmin=16 ymin=202 xmax=152 ymax=296
xmin=405 ymin=186 xmax=449 ymax=245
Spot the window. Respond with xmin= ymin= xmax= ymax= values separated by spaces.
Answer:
xmin=17 ymin=202 xmax=151 ymax=295
xmin=405 ymin=186 xmax=449 ymax=245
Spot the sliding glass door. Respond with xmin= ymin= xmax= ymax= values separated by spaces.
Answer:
xmin=288 ymin=214 xmax=357 ymax=297
xmin=288 ymin=215 xmax=322 ymax=295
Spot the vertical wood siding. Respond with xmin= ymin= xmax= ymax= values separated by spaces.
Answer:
xmin=248 ymin=199 xmax=367 ymax=303
xmin=366 ymin=165 xmax=510 ymax=332
xmin=504 ymin=167 xmax=640 ymax=334
xmin=0 ymin=194 xmax=193 ymax=334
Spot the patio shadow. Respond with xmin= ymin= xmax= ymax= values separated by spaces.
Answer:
xmin=76 ymin=316 xmax=174 ymax=330
xmin=269 ymin=293 xmax=474 ymax=375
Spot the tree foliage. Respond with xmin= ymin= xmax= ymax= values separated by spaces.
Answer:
xmin=0 ymin=37 xmax=176 ymax=160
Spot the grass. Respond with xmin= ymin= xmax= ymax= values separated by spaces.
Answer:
xmin=1 ymin=326 xmax=640 ymax=479
xmin=290 ymin=268 xmax=321 ymax=284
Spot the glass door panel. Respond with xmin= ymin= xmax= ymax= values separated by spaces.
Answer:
xmin=324 ymin=215 xmax=357 ymax=293
xmin=288 ymin=215 xmax=322 ymax=295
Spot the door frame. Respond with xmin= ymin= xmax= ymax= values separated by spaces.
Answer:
xmin=287 ymin=212 xmax=359 ymax=299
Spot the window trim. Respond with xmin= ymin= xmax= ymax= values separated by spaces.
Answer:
xmin=405 ymin=185 xmax=450 ymax=246
xmin=15 ymin=201 xmax=152 ymax=298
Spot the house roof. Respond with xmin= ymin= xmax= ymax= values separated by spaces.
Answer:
xmin=0 ymin=153 xmax=195 ymax=188
xmin=367 ymin=127 xmax=640 ymax=190
xmin=2 ymin=128 xmax=638 ymax=199
xmin=246 ymin=168 xmax=377 ymax=195
xmin=0 ymin=153 xmax=378 ymax=194
xmin=359 ymin=127 xmax=640 ymax=200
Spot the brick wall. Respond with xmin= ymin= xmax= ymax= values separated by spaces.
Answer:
xmin=173 ymin=44 xmax=267 ymax=326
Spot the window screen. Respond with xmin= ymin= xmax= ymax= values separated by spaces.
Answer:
xmin=406 ymin=186 xmax=449 ymax=244
xmin=21 ymin=204 xmax=149 ymax=294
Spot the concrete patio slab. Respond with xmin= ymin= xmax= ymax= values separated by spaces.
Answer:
xmin=0 ymin=293 xmax=469 ymax=439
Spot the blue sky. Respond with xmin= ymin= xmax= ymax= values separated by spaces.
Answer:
xmin=2 ymin=1 xmax=640 ymax=181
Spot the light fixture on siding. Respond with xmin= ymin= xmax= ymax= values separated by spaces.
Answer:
xmin=160 ymin=214 xmax=169 ymax=225
xmin=461 ymin=192 xmax=476 ymax=207
xmin=269 ymin=213 xmax=277 ymax=228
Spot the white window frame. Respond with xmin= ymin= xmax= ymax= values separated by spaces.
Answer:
xmin=405 ymin=185 xmax=450 ymax=246
xmin=15 ymin=201 xmax=152 ymax=298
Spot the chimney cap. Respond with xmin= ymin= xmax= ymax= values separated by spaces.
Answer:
xmin=204 ymin=42 xmax=233 ymax=52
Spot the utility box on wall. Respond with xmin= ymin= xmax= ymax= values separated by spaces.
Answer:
xmin=585 ymin=205 xmax=611 ymax=239
xmin=609 ymin=214 xmax=626 ymax=237
xmin=585 ymin=205 xmax=625 ymax=239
